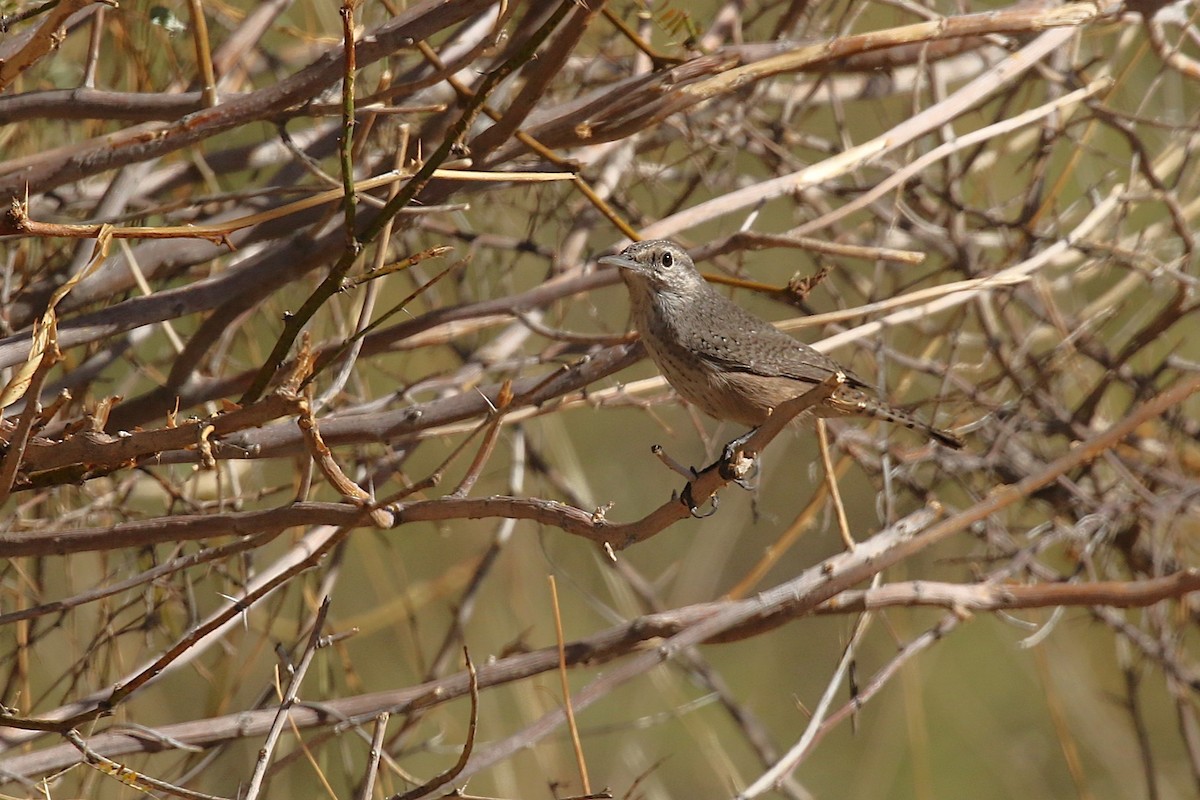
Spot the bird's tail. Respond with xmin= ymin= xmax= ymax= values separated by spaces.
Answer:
xmin=828 ymin=385 xmax=964 ymax=449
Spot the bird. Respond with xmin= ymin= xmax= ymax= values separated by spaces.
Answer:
xmin=599 ymin=239 xmax=963 ymax=449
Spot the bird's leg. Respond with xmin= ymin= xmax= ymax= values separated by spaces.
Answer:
xmin=719 ymin=428 xmax=760 ymax=491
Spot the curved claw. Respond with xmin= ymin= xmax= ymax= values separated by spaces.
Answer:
xmin=736 ymin=456 xmax=761 ymax=490
xmin=691 ymin=492 xmax=719 ymax=519
xmin=681 ymin=481 xmax=720 ymax=518
xmin=718 ymin=448 xmax=759 ymax=489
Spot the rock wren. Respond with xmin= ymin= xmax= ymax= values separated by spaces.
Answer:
xmin=600 ymin=239 xmax=963 ymax=449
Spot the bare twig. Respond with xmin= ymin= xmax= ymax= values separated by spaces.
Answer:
xmin=243 ymin=598 xmax=332 ymax=800
xmin=391 ymin=648 xmax=478 ymax=800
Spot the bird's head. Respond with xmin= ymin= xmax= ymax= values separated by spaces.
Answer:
xmin=598 ymin=239 xmax=705 ymax=296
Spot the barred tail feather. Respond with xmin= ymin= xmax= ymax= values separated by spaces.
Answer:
xmin=830 ymin=386 xmax=963 ymax=449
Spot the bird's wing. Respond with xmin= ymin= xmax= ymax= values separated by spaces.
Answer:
xmin=682 ymin=302 xmax=870 ymax=388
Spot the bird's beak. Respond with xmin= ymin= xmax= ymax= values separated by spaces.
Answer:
xmin=598 ymin=253 xmax=642 ymax=273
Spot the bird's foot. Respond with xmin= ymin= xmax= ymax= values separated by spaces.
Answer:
xmin=679 ymin=481 xmax=719 ymax=518
xmin=719 ymin=429 xmax=760 ymax=490
xmin=732 ymin=458 xmax=760 ymax=491
xmin=659 ymin=444 xmax=722 ymax=518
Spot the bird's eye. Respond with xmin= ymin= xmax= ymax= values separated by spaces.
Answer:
xmin=661 ymin=251 xmax=673 ymax=268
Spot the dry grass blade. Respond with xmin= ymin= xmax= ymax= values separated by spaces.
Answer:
xmin=0 ymin=218 xmax=109 ymax=410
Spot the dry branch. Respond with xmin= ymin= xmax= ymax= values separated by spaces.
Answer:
xmin=3 ymin=1 xmax=1199 ymax=797
xmin=6 ymin=532 xmax=1194 ymax=784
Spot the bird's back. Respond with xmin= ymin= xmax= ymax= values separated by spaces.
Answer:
xmin=671 ymin=284 xmax=865 ymax=389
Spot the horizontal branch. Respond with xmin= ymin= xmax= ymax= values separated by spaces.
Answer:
xmin=0 ymin=0 xmax=497 ymax=198
xmin=818 ymin=571 xmax=1200 ymax=613
xmin=5 ymin=551 xmax=1189 ymax=783
xmin=0 ymin=502 xmax=351 ymax=558
xmin=10 ymin=367 xmax=1196 ymax=556
xmin=2 ymin=374 xmax=836 ymax=554
xmin=13 ymin=390 xmax=304 ymax=479
xmin=488 ymin=3 xmax=1098 ymax=161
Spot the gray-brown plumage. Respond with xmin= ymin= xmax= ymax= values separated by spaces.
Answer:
xmin=600 ymin=239 xmax=963 ymax=449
